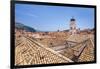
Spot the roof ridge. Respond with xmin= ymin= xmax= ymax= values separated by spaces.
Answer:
xmin=27 ymin=37 xmax=73 ymax=62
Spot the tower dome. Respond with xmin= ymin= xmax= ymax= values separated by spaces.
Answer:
xmin=70 ymin=17 xmax=75 ymax=21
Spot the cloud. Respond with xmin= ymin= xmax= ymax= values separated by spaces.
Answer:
xmin=25 ymin=13 xmax=38 ymax=18
xmin=16 ymin=11 xmax=38 ymax=18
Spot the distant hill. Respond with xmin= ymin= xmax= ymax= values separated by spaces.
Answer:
xmin=15 ymin=22 xmax=36 ymax=32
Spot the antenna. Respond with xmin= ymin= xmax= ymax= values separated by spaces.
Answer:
xmin=58 ymin=24 xmax=60 ymax=31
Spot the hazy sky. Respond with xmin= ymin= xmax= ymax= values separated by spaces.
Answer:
xmin=15 ymin=4 xmax=94 ymax=31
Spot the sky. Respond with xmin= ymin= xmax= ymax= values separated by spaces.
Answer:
xmin=15 ymin=4 xmax=95 ymax=31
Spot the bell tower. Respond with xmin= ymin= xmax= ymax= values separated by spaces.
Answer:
xmin=69 ymin=17 xmax=77 ymax=35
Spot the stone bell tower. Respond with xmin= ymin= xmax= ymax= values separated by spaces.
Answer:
xmin=69 ymin=17 xmax=77 ymax=35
